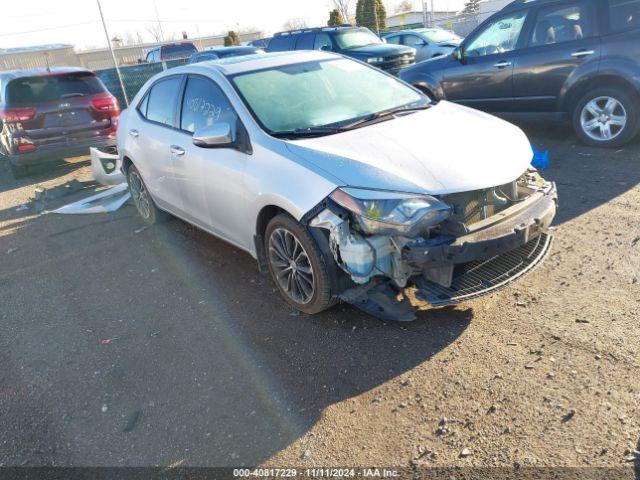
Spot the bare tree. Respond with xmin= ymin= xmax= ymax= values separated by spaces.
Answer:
xmin=146 ymin=23 xmax=164 ymax=43
xmin=394 ymin=0 xmax=413 ymax=14
xmin=333 ymin=0 xmax=352 ymax=23
xmin=282 ymin=18 xmax=308 ymax=30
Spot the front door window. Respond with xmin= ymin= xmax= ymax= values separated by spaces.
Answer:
xmin=465 ymin=11 xmax=528 ymax=57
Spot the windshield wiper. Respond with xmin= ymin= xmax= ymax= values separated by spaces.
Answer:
xmin=341 ymin=104 xmax=431 ymax=129
xmin=272 ymin=126 xmax=348 ymax=139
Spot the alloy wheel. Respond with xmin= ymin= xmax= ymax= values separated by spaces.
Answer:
xmin=268 ymin=228 xmax=315 ymax=305
xmin=129 ymin=170 xmax=151 ymax=220
xmin=580 ymin=96 xmax=627 ymax=142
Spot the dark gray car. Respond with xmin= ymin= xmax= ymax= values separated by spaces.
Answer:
xmin=400 ymin=0 xmax=640 ymax=147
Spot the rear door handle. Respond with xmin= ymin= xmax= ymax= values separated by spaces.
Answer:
xmin=493 ymin=60 xmax=512 ymax=68
xmin=170 ymin=145 xmax=185 ymax=157
xmin=129 ymin=129 xmax=139 ymax=138
xmin=571 ymin=50 xmax=595 ymax=58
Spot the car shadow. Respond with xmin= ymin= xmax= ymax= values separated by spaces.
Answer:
xmin=0 ymin=156 xmax=91 ymax=195
xmin=0 ymin=189 xmax=472 ymax=467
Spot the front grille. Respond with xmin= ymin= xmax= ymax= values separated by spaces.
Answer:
xmin=381 ymin=52 xmax=415 ymax=70
xmin=415 ymin=233 xmax=552 ymax=306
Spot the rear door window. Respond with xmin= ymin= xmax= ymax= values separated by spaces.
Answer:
xmin=268 ymin=35 xmax=295 ymax=51
xmin=6 ymin=73 xmax=105 ymax=106
xmin=295 ymin=33 xmax=315 ymax=50
xmin=530 ymin=3 xmax=594 ymax=47
xmin=608 ymin=0 xmax=640 ymax=32
xmin=145 ymin=76 xmax=182 ymax=127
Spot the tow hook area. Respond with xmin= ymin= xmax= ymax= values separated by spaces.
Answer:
xmin=340 ymin=278 xmax=417 ymax=322
xmin=309 ymin=208 xmax=417 ymax=322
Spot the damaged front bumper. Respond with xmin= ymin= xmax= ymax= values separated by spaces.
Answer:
xmin=309 ymin=174 xmax=558 ymax=321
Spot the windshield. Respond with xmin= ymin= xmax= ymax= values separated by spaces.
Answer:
xmin=334 ymin=28 xmax=382 ymax=50
xmin=232 ymin=58 xmax=425 ymax=134
xmin=419 ymin=29 xmax=461 ymax=43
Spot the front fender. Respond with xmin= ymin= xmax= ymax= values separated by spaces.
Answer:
xmin=399 ymin=70 xmax=444 ymax=100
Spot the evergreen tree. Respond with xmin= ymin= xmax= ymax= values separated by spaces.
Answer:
xmin=462 ymin=0 xmax=481 ymax=14
xmin=224 ymin=31 xmax=240 ymax=46
xmin=328 ymin=8 xmax=346 ymax=26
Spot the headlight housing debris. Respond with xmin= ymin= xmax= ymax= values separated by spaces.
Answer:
xmin=330 ymin=187 xmax=452 ymax=236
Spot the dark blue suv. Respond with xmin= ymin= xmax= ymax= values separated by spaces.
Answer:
xmin=266 ymin=26 xmax=416 ymax=75
xmin=400 ymin=0 xmax=640 ymax=147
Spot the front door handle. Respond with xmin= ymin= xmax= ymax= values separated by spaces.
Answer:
xmin=571 ymin=50 xmax=595 ymax=58
xmin=493 ymin=60 xmax=512 ymax=68
xmin=129 ymin=129 xmax=139 ymax=138
xmin=170 ymin=145 xmax=185 ymax=156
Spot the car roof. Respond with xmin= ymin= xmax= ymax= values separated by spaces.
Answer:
xmin=0 ymin=67 xmax=93 ymax=84
xmin=173 ymin=50 xmax=338 ymax=76
xmin=203 ymin=46 xmax=259 ymax=54
xmin=385 ymin=27 xmax=448 ymax=36
xmin=501 ymin=0 xmax=564 ymax=13
xmin=273 ymin=25 xmax=361 ymax=37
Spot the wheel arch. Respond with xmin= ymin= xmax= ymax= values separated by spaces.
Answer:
xmin=563 ymin=74 xmax=640 ymax=114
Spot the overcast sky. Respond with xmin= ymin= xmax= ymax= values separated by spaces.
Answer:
xmin=0 ymin=0 xmax=466 ymax=50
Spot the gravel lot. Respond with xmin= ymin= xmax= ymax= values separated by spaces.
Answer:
xmin=0 ymin=124 xmax=639 ymax=473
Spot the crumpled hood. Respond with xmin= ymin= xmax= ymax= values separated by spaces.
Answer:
xmin=285 ymin=101 xmax=534 ymax=196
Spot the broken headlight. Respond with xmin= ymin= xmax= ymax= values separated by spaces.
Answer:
xmin=330 ymin=187 xmax=452 ymax=236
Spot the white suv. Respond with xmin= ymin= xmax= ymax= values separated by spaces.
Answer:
xmin=117 ymin=51 xmax=557 ymax=321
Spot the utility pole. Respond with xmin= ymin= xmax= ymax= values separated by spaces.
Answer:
xmin=96 ymin=0 xmax=129 ymax=106
xmin=430 ymin=0 xmax=435 ymax=27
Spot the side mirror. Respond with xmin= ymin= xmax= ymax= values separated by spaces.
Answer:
xmin=320 ymin=45 xmax=332 ymax=51
xmin=381 ymin=37 xmax=388 ymax=43
xmin=193 ymin=123 xmax=234 ymax=148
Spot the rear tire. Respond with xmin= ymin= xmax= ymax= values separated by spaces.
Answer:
xmin=9 ymin=163 xmax=28 ymax=179
xmin=573 ymin=87 xmax=640 ymax=148
xmin=126 ymin=163 xmax=169 ymax=225
xmin=265 ymin=213 xmax=338 ymax=315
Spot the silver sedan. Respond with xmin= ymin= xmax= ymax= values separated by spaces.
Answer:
xmin=384 ymin=28 xmax=462 ymax=62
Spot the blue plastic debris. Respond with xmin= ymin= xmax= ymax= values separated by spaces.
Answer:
xmin=531 ymin=145 xmax=550 ymax=170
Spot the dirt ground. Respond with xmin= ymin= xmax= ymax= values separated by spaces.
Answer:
xmin=0 ymin=124 xmax=639 ymax=475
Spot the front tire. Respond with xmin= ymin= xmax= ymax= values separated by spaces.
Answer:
xmin=126 ymin=164 xmax=168 ymax=225
xmin=265 ymin=213 xmax=337 ymax=315
xmin=573 ymin=87 xmax=639 ymax=148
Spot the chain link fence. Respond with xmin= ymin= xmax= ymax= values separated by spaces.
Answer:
xmin=95 ymin=58 xmax=188 ymax=107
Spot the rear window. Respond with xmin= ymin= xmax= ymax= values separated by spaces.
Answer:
xmin=161 ymin=44 xmax=197 ymax=60
xmin=268 ymin=35 xmax=296 ymax=52
xmin=6 ymin=72 xmax=105 ymax=106
xmin=608 ymin=0 xmax=640 ymax=32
